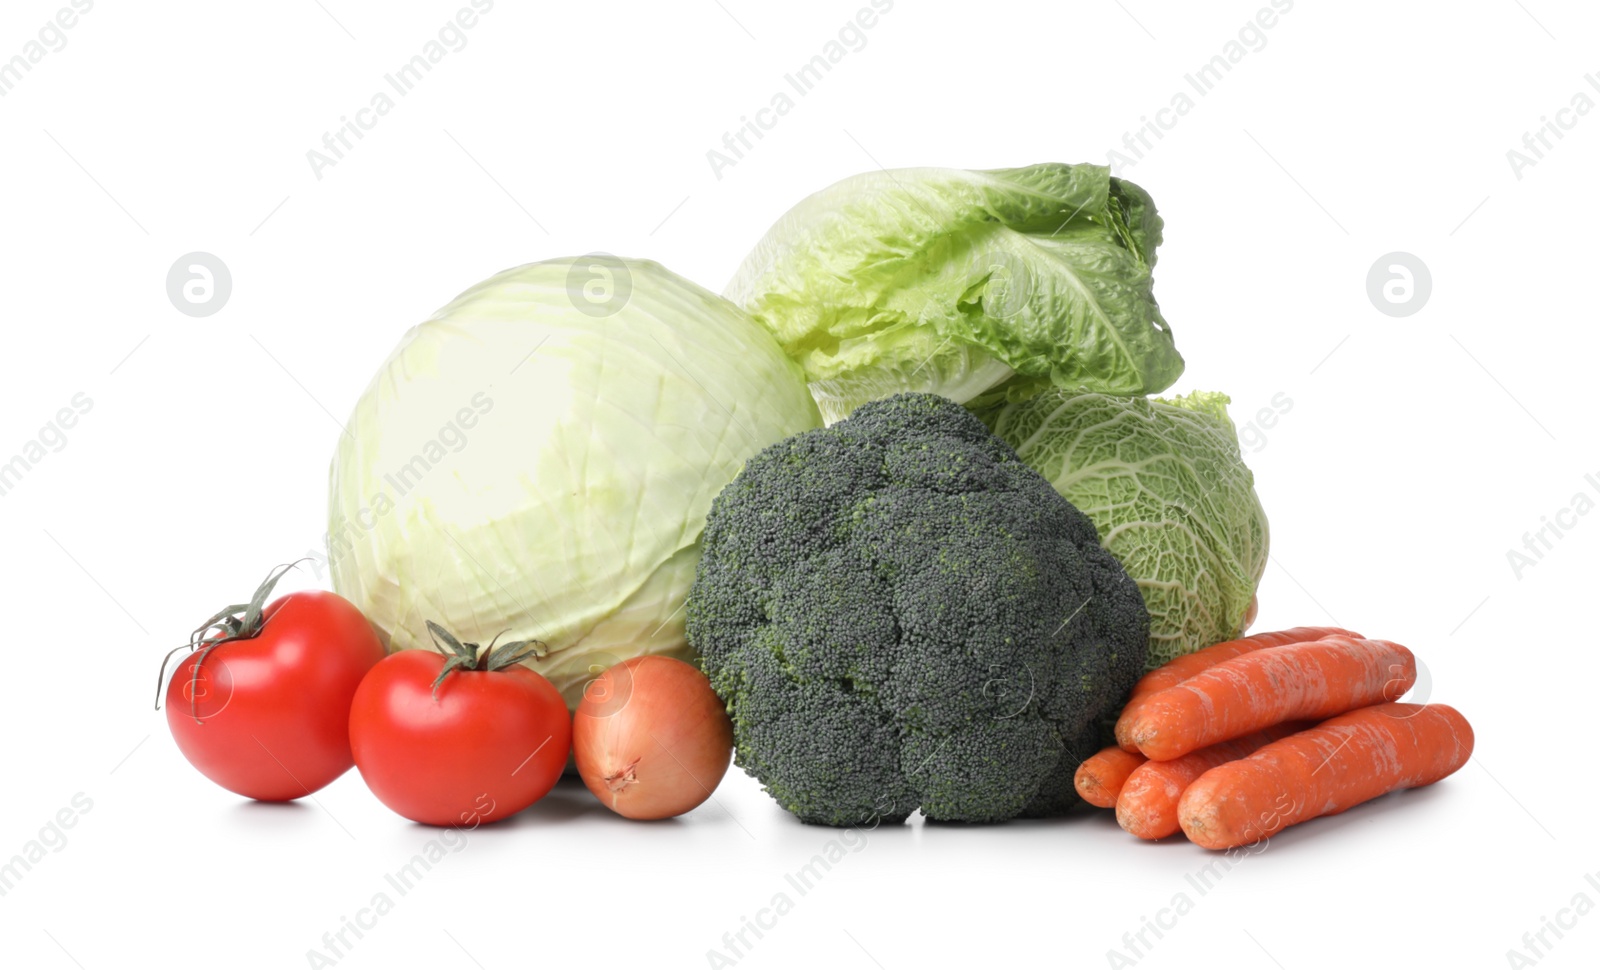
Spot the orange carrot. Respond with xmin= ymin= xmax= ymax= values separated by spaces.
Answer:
xmin=1115 ymin=721 xmax=1309 ymax=840
xmin=1127 ymin=636 xmax=1416 ymax=761
xmin=1178 ymin=703 xmax=1474 ymax=849
xmin=1074 ymin=745 xmax=1147 ymax=808
xmin=1114 ymin=626 xmax=1360 ymax=752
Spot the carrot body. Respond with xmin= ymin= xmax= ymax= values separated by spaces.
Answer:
xmin=1074 ymin=746 xmax=1147 ymax=808
xmin=1178 ymin=703 xmax=1474 ymax=849
xmin=1128 ymin=636 xmax=1416 ymax=761
xmin=1114 ymin=626 xmax=1359 ymax=751
xmin=1115 ymin=721 xmax=1309 ymax=840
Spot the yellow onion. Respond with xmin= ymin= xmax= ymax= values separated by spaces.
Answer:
xmin=573 ymin=656 xmax=733 ymax=820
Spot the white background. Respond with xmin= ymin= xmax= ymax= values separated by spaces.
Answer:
xmin=2 ymin=1 xmax=1596 ymax=968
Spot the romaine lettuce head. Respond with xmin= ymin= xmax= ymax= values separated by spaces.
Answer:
xmin=725 ymin=163 xmax=1184 ymax=423
xmin=328 ymin=257 xmax=822 ymax=709
xmin=979 ymin=390 xmax=1268 ymax=669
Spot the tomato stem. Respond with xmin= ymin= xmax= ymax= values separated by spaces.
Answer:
xmin=153 ymin=560 xmax=309 ymax=716
xmin=425 ymin=620 xmax=549 ymax=700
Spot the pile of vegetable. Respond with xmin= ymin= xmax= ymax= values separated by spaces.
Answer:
xmin=154 ymin=158 xmax=1474 ymax=845
xmin=727 ymin=162 xmax=1269 ymax=669
xmin=1074 ymin=627 xmax=1474 ymax=847
xmin=162 ymin=565 xmax=735 ymax=826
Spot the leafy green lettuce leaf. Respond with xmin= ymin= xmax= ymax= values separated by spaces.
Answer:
xmin=725 ymin=163 xmax=1183 ymax=423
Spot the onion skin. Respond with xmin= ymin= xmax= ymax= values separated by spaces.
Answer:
xmin=573 ymin=656 xmax=734 ymax=820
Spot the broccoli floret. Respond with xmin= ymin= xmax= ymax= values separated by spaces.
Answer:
xmin=687 ymin=393 xmax=1149 ymax=826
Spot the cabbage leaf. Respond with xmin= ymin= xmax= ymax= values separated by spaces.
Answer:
xmin=979 ymin=390 xmax=1268 ymax=669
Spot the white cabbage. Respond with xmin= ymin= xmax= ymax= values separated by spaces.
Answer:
xmin=328 ymin=257 xmax=821 ymax=708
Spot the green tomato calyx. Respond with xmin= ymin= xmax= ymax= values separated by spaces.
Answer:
xmin=425 ymin=620 xmax=547 ymax=699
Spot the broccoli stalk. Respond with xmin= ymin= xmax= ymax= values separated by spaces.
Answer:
xmin=687 ymin=393 xmax=1149 ymax=826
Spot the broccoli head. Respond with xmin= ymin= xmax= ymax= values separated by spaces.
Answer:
xmin=686 ymin=393 xmax=1149 ymax=826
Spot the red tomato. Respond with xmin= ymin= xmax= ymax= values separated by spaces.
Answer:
xmin=166 ymin=590 xmax=386 ymax=801
xmin=349 ymin=649 xmax=571 ymax=826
